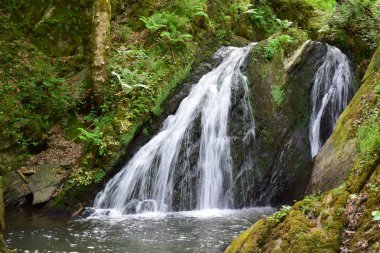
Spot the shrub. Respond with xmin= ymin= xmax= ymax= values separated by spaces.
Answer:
xmin=140 ymin=12 xmax=193 ymax=48
xmin=321 ymin=0 xmax=379 ymax=50
xmin=264 ymin=34 xmax=294 ymax=60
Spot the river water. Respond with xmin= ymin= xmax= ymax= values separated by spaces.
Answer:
xmin=5 ymin=207 xmax=273 ymax=252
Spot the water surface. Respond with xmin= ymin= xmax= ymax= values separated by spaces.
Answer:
xmin=5 ymin=207 xmax=274 ymax=253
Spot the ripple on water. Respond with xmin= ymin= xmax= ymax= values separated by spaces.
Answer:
xmin=5 ymin=207 xmax=274 ymax=253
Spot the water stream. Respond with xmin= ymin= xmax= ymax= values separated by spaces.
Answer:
xmin=92 ymin=44 xmax=255 ymax=216
xmin=309 ymin=44 xmax=355 ymax=157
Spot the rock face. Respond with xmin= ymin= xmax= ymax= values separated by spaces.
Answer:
xmin=225 ymin=45 xmax=380 ymax=253
xmin=240 ymin=37 xmax=327 ymax=206
xmin=308 ymin=138 xmax=357 ymax=193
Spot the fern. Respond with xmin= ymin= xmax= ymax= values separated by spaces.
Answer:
xmin=78 ymin=127 xmax=102 ymax=145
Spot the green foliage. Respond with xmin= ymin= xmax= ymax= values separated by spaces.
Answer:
xmin=268 ymin=205 xmax=292 ymax=223
xmin=271 ymin=84 xmax=285 ymax=107
xmin=298 ymin=194 xmax=320 ymax=214
xmin=375 ymin=83 xmax=380 ymax=96
xmin=140 ymin=12 xmax=193 ymax=48
xmin=0 ymin=71 xmax=81 ymax=147
xmin=0 ymin=3 xmax=88 ymax=153
xmin=321 ymin=0 xmax=380 ymax=50
xmin=248 ymin=4 xmax=291 ymax=34
xmin=372 ymin=211 xmax=380 ymax=221
xmin=264 ymin=35 xmax=293 ymax=60
xmin=306 ymin=0 xmax=336 ymax=11
xmin=78 ymin=127 xmax=102 ymax=146
xmin=357 ymin=91 xmax=380 ymax=158
xmin=66 ymin=167 xmax=106 ymax=188
xmin=176 ymin=0 xmax=208 ymax=20
xmin=357 ymin=121 xmax=380 ymax=158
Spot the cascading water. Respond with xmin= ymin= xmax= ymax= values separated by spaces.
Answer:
xmin=91 ymin=44 xmax=255 ymax=216
xmin=309 ymin=44 xmax=355 ymax=157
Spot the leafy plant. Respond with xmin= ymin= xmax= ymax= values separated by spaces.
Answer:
xmin=322 ymin=0 xmax=379 ymax=50
xmin=78 ymin=127 xmax=102 ymax=146
xmin=372 ymin=211 xmax=380 ymax=221
xmin=67 ymin=167 xmax=106 ymax=187
xmin=264 ymin=34 xmax=294 ymax=60
xmin=269 ymin=205 xmax=292 ymax=223
xmin=177 ymin=0 xmax=208 ymax=20
xmin=140 ymin=12 xmax=193 ymax=48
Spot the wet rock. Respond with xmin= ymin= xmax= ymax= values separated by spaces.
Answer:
xmin=242 ymin=37 xmax=328 ymax=206
xmin=28 ymin=164 xmax=62 ymax=205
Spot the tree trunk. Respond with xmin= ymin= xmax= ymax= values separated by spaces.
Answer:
xmin=92 ymin=0 xmax=111 ymax=105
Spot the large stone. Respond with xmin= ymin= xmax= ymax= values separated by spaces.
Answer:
xmin=241 ymin=36 xmax=328 ymax=206
xmin=28 ymin=164 xmax=62 ymax=205
xmin=3 ymin=171 xmax=31 ymax=207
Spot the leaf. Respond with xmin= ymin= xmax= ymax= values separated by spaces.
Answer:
xmin=372 ymin=211 xmax=380 ymax=221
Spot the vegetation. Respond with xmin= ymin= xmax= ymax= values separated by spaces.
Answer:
xmin=0 ymin=4 xmax=89 ymax=176
xmin=373 ymin=211 xmax=380 ymax=221
xmin=0 ymin=0 xmax=379 ymax=251
xmin=271 ymin=84 xmax=285 ymax=106
xmin=264 ymin=35 xmax=294 ymax=60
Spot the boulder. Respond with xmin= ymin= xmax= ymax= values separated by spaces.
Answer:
xmin=28 ymin=164 xmax=62 ymax=205
xmin=4 ymin=163 xmax=62 ymax=207
xmin=241 ymin=34 xmax=328 ymax=206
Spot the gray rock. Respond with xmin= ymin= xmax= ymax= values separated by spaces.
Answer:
xmin=28 ymin=164 xmax=62 ymax=205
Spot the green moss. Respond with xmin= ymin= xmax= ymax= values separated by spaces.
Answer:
xmin=227 ymin=179 xmax=350 ymax=252
xmin=271 ymin=84 xmax=285 ymax=107
xmin=228 ymin=44 xmax=380 ymax=253
xmin=357 ymin=112 xmax=380 ymax=158
xmin=151 ymin=61 xmax=193 ymax=116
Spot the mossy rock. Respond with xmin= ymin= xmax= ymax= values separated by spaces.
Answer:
xmin=227 ymin=45 xmax=380 ymax=253
xmin=241 ymin=30 xmax=326 ymax=206
xmin=227 ymin=188 xmax=348 ymax=253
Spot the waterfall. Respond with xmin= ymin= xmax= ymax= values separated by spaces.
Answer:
xmin=309 ymin=44 xmax=355 ymax=157
xmin=91 ymin=44 xmax=255 ymax=215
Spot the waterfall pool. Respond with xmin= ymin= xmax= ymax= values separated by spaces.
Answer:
xmin=5 ymin=207 xmax=274 ymax=252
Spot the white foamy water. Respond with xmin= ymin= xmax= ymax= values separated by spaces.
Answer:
xmin=309 ymin=44 xmax=355 ymax=157
xmin=91 ymin=44 xmax=255 ymax=216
